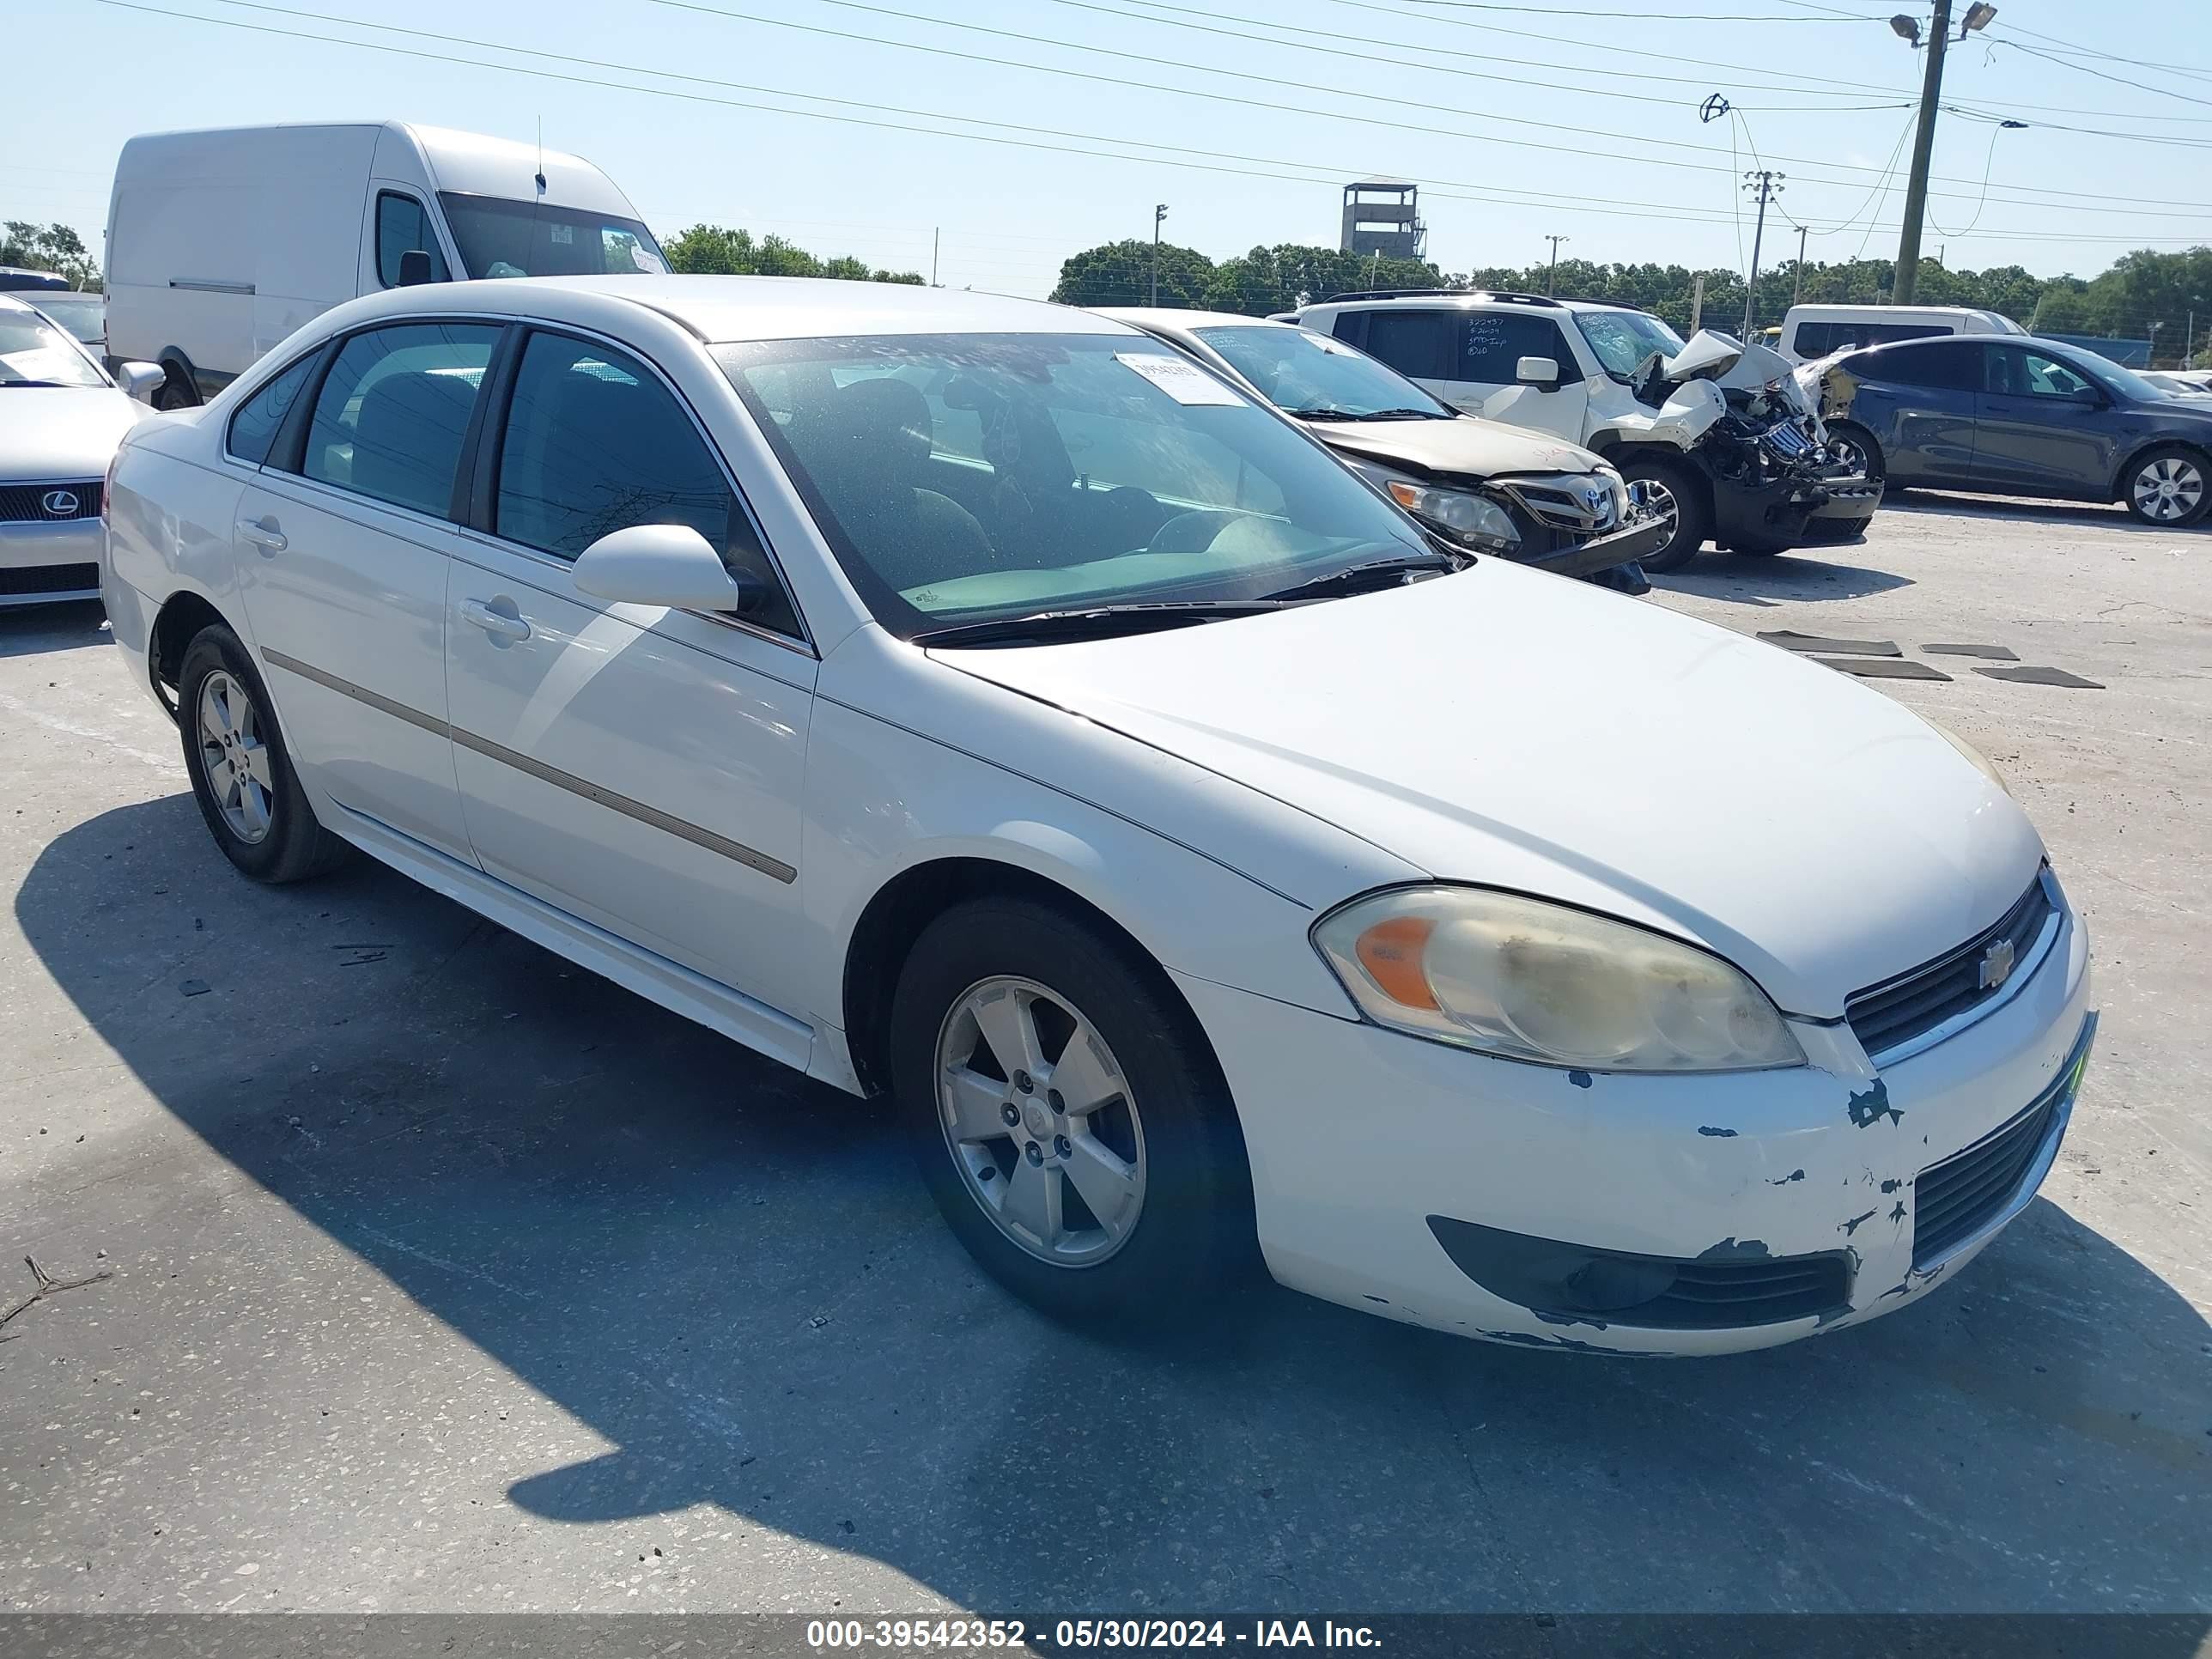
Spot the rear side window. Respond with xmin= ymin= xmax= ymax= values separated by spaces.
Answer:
xmin=1863 ymin=339 xmax=1984 ymax=392
xmin=226 ymin=354 xmax=317 ymax=465
xmin=1792 ymin=321 xmax=1838 ymax=358
xmin=1461 ymin=313 xmax=1571 ymax=383
xmin=1358 ymin=310 xmax=1459 ymax=380
xmin=374 ymin=192 xmax=451 ymax=289
xmin=301 ymin=323 xmax=501 ymax=517
xmin=494 ymin=331 xmax=799 ymax=635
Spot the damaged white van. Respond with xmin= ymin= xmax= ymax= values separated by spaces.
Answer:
xmin=105 ymin=122 xmax=665 ymax=410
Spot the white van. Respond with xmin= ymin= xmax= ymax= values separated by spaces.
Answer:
xmin=1777 ymin=303 xmax=2024 ymax=365
xmin=106 ymin=121 xmax=665 ymax=408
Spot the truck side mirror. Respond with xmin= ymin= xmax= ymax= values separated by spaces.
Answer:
xmin=397 ymin=249 xmax=435 ymax=287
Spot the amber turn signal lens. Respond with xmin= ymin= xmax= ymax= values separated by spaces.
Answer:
xmin=1354 ymin=915 xmax=1437 ymax=1010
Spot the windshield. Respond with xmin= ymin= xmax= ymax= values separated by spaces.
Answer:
xmin=1189 ymin=325 xmax=1452 ymax=419
xmin=0 ymin=309 xmax=106 ymax=387
xmin=1575 ymin=310 xmax=1688 ymax=380
xmin=29 ymin=293 xmax=104 ymax=345
xmin=436 ymin=193 xmax=668 ymax=280
xmin=717 ymin=332 xmax=1430 ymax=639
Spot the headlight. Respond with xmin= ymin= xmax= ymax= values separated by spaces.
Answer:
xmin=1925 ymin=720 xmax=2010 ymax=795
xmin=1385 ymin=480 xmax=1520 ymax=550
xmin=1312 ymin=887 xmax=1804 ymax=1072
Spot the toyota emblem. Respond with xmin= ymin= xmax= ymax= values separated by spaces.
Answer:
xmin=40 ymin=489 xmax=80 ymax=516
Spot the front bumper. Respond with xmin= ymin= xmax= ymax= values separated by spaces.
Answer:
xmin=0 ymin=516 xmax=103 ymax=605
xmin=1710 ymin=468 xmax=1882 ymax=552
xmin=1175 ymin=902 xmax=2094 ymax=1355
xmin=1517 ymin=514 xmax=1668 ymax=580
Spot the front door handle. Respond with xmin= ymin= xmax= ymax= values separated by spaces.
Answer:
xmin=459 ymin=597 xmax=532 ymax=642
xmin=236 ymin=516 xmax=287 ymax=554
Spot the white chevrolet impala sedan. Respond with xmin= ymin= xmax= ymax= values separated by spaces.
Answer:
xmin=104 ymin=277 xmax=2095 ymax=1354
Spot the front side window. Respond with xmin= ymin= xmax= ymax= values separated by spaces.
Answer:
xmin=300 ymin=322 xmax=501 ymax=517
xmin=716 ymin=332 xmax=1430 ymax=639
xmin=494 ymin=331 xmax=799 ymax=635
xmin=1190 ymin=325 xmax=1452 ymax=420
xmin=0 ymin=307 xmax=106 ymax=388
xmin=1573 ymin=310 xmax=1687 ymax=380
xmin=1460 ymin=313 xmax=1571 ymax=384
xmin=1357 ymin=310 xmax=1459 ymax=381
xmin=1991 ymin=348 xmax=2097 ymax=399
xmin=375 ymin=193 xmax=451 ymax=289
xmin=226 ymin=354 xmax=318 ymax=465
xmin=437 ymin=194 xmax=667 ymax=280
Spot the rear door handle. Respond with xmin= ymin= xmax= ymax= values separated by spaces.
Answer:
xmin=459 ymin=597 xmax=532 ymax=642
xmin=236 ymin=517 xmax=287 ymax=554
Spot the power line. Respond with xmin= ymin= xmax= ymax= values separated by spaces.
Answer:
xmin=1989 ymin=39 xmax=2212 ymax=109
xmin=79 ymin=0 xmax=2212 ymax=252
xmin=1989 ymin=21 xmax=2212 ymax=81
xmin=1392 ymin=0 xmax=1875 ymax=17
xmin=667 ymin=0 xmax=2212 ymax=215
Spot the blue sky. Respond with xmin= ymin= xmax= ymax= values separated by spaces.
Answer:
xmin=9 ymin=0 xmax=2210 ymax=296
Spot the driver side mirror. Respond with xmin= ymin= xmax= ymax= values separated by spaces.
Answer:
xmin=115 ymin=361 xmax=167 ymax=405
xmin=572 ymin=524 xmax=763 ymax=615
xmin=397 ymin=249 xmax=436 ymax=287
xmin=1516 ymin=355 xmax=1561 ymax=391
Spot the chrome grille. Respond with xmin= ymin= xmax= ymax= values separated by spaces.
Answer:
xmin=1846 ymin=872 xmax=2059 ymax=1060
xmin=1493 ymin=472 xmax=1620 ymax=537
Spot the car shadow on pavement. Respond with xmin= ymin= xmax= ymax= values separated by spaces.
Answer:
xmin=1881 ymin=492 xmax=2200 ymax=535
xmin=0 ymin=599 xmax=110 ymax=659
xmin=15 ymin=796 xmax=2212 ymax=1615
xmin=1650 ymin=552 xmax=1914 ymax=610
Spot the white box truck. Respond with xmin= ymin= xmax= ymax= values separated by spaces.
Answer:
xmin=105 ymin=121 xmax=665 ymax=408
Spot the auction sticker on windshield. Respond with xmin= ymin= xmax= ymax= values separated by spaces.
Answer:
xmin=1115 ymin=351 xmax=1246 ymax=404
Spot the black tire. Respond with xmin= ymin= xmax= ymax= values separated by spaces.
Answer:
xmin=1615 ymin=451 xmax=1712 ymax=573
xmin=2118 ymin=445 xmax=2209 ymax=528
xmin=890 ymin=896 xmax=1255 ymax=1327
xmin=177 ymin=624 xmax=350 ymax=884
xmin=152 ymin=363 xmax=201 ymax=412
xmin=1824 ymin=421 xmax=1885 ymax=486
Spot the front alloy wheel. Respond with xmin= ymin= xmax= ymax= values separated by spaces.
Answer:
xmin=2126 ymin=450 xmax=2207 ymax=526
xmin=934 ymin=975 xmax=1146 ymax=1267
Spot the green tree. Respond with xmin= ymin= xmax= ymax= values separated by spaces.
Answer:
xmin=0 ymin=220 xmax=99 ymax=289
xmin=657 ymin=223 xmax=921 ymax=284
xmin=1049 ymin=239 xmax=1217 ymax=307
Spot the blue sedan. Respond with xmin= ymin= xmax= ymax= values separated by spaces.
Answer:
xmin=1802 ymin=333 xmax=2210 ymax=526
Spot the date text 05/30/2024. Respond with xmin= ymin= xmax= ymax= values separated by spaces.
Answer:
xmin=805 ymin=1620 xmax=1382 ymax=1650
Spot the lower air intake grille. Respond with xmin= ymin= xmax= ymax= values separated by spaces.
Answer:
xmin=1912 ymin=1087 xmax=2064 ymax=1269
xmin=0 ymin=562 xmax=100 ymax=598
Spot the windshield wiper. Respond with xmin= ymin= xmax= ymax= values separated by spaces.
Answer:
xmin=1279 ymin=405 xmax=1446 ymax=422
xmin=911 ymin=599 xmax=1287 ymax=647
xmin=0 ymin=379 xmax=88 ymax=389
xmin=1277 ymin=404 xmax=1368 ymax=422
xmin=1261 ymin=550 xmax=1468 ymax=601
xmin=1361 ymin=406 xmax=1452 ymax=420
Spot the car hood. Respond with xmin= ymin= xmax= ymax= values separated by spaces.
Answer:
xmin=0 ymin=386 xmax=148 ymax=483
xmin=933 ymin=562 xmax=2045 ymax=1016
xmin=1304 ymin=415 xmax=1607 ymax=482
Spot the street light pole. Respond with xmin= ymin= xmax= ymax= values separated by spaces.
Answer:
xmin=1544 ymin=234 xmax=1569 ymax=295
xmin=1891 ymin=1 xmax=1998 ymax=304
xmin=1151 ymin=204 xmax=1168 ymax=306
xmin=1792 ymin=223 xmax=1808 ymax=309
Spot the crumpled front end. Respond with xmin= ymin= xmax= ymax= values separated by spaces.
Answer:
xmin=1175 ymin=890 xmax=2094 ymax=1357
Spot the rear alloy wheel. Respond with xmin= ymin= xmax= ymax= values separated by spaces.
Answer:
xmin=178 ymin=625 xmax=351 ymax=884
xmin=1616 ymin=453 xmax=1712 ymax=574
xmin=2123 ymin=447 xmax=2209 ymax=526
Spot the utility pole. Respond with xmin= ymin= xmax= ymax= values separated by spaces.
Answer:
xmin=1691 ymin=272 xmax=1705 ymax=332
xmin=1893 ymin=0 xmax=1962 ymax=307
xmin=931 ymin=228 xmax=939 ymax=288
xmin=1791 ymin=223 xmax=1808 ymax=309
xmin=1741 ymin=171 xmax=1782 ymax=340
xmin=1543 ymin=234 xmax=1569 ymax=295
xmin=1151 ymin=204 xmax=1168 ymax=306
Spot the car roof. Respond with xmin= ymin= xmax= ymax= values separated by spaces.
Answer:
xmin=1306 ymin=290 xmax=1636 ymax=316
xmin=322 ymin=275 xmax=1131 ymax=345
xmin=1096 ymin=307 xmax=1295 ymax=335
